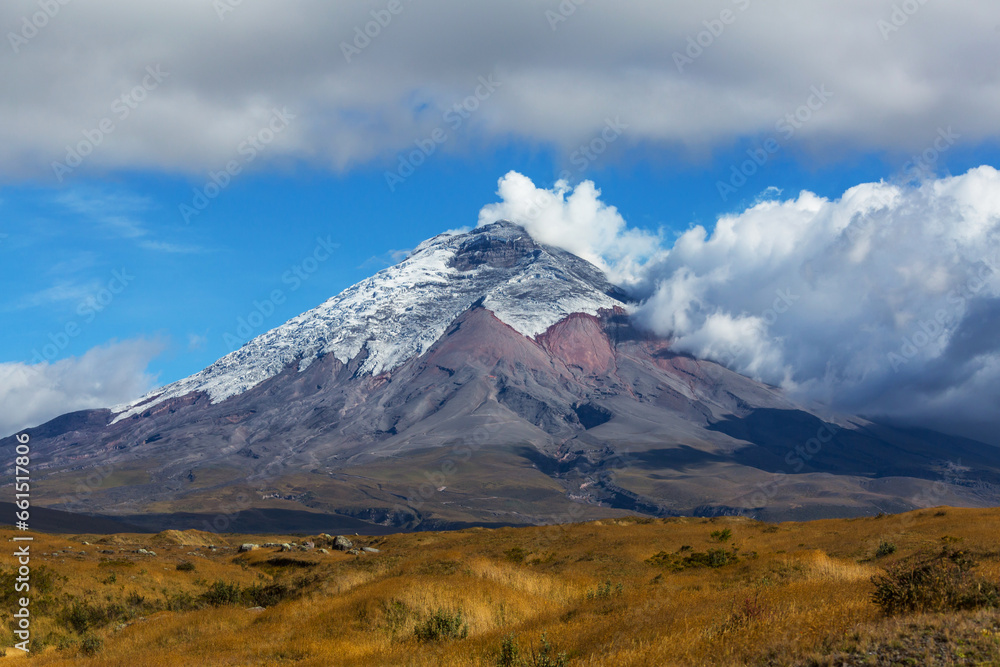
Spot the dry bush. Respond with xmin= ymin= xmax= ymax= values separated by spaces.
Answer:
xmin=871 ymin=548 xmax=1000 ymax=615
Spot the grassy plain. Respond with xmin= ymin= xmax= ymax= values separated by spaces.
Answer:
xmin=2 ymin=507 xmax=1000 ymax=665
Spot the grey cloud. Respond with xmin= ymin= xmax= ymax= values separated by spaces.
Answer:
xmin=2 ymin=0 xmax=999 ymax=179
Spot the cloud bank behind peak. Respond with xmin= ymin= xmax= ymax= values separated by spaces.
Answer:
xmin=478 ymin=166 xmax=1000 ymax=444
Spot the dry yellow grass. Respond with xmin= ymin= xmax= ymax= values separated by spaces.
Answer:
xmin=1 ymin=507 xmax=999 ymax=665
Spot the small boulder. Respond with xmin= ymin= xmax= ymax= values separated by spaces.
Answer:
xmin=318 ymin=548 xmax=329 ymax=554
xmin=238 ymin=543 xmax=259 ymax=553
xmin=333 ymin=536 xmax=353 ymax=551
xmin=362 ymin=547 xmax=380 ymax=553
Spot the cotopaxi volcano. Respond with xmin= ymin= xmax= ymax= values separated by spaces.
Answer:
xmin=6 ymin=221 xmax=1000 ymax=532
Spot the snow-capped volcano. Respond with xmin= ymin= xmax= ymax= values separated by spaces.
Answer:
xmin=113 ymin=221 xmax=629 ymax=421
xmin=13 ymin=218 xmax=1000 ymax=533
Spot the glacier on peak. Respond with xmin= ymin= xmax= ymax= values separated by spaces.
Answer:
xmin=111 ymin=221 xmax=629 ymax=422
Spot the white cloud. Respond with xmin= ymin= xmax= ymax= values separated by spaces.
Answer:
xmin=16 ymin=279 xmax=103 ymax=310
xmin=2 ymin=1 xmax=999 ymax=179
xmin=0 ymin=338 xmax=164 ymax=438
xmin=641 ymin=166 xmax=1000 ymax=443
xmin=54 ymin=187 xmax=203 ymax=252
xmin=482 ymin=167 xmax=1000 ymax=444
xmin=478 ymin=171 xmax=661 ymax=284
xmin=137 ymin=240 xmax=206 ymax=254
xmin=56 ymin=188 xmax=151 ymax=239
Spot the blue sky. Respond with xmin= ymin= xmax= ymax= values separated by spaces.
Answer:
xmin=5 ymin=138 xmax=995 ymax=387
xmin=3 ymin=0 xmax=1000 ymax=440
xmin=0 ymin=154 xmax=902 ymax=367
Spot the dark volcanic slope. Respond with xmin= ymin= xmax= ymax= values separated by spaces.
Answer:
xmin=0 ymin=503 xmax=151 ymax=534
xmin=5 ymin=223 xmax=1000 ymax=530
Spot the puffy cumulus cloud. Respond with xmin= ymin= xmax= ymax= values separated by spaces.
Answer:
xmin=634 ymin=166 xmax=1000 ymax=444
xmin=479 ymin=167 xmax=1000 ymax=443
xmin=2 ymin=1 xmax=1000 ymax=179
xmin=477 ymin=171 xmax=661 ymax=284
xmin=0 ymin=338 xmax=164 ymax=437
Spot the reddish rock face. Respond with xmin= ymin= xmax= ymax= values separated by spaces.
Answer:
xmin=538 ymin=313 xmax=615 ymax=376
xmin=418 ymin=307 xmax=556 ymax=376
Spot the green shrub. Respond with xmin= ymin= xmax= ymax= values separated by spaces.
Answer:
xmin=200 ymin=577 xmax=302 ymax=608
xmin=61 ymin=601 xmax=110 ymax=634
xmin=265 ymin=557 xmax=318 ymax=569
xmin=585 ymin=580 xmax=623 ymax=600
xmin=702 ymin=548 xmax=738 ymax=567
xmin=492 ymin=632 xmax=569 ymax=667
xmin=505 ymin=547 xmax=528 ymax=564
xmin=28 ymin=634 xmax=48 ymax=654
xmin=201 ymin=581 xmax=243 ymax=606
xmin=31 ymin=566 xmax=61 ymax=594
xmin=176 ymin=561 xmax=196 ymax=572
xmin=494 ymin=634 xmax=521 ymax=667
xmin=54 ymin=635 xmax=76 ymax=652
xmin=871 ymin=549 xmax=1000 ymax=615
xmin=164 ymin=591 xmax=200 ymax=612
xmin=648 ymin=547 xmax=740 ymax=570
xmin=414 ymin=608 xmax=468 ymax=642
xmin=530 ymin=633 xmax=568 ymax=667
xmin=244 ymin=582 xmax=292 ymax=608
xmin=710 ymin=528 xmax=733 ymax=543
xmin=80 ymin=634 xmax=103 ymax=656
xmin=875 ymin=541 xmax=897 ymax=558
xmin=58 ymin=592 xmax=157 ymax=635
xmin=0 ymin=566 xmax=63 ymax=605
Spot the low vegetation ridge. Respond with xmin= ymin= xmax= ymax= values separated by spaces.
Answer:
xmin=2 ymin=507 xmax=1000 ymax=665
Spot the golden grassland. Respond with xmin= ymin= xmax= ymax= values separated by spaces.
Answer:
xmin=2 ymin=507 xmax=1000 ymax=665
